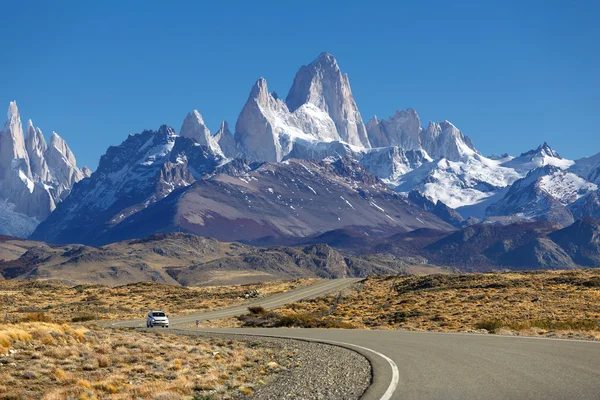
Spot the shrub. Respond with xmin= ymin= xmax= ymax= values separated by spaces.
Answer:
xmin=96 ymin=354 xmax=111 ymax=368
xmin=509 ymin=319 xmax=600 ymax=331
xmin=20 ymin=312 xmax=51 ymax=323
xmin=247 ymin=306 xmax=266 ymax=315
xmin=474 ymin=320 xmax=504 ymax=333
xmin=71 ymin=314 xmax=96 ymax=322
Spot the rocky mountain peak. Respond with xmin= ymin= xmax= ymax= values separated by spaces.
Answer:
xmin=7 ymin=101 xmax=19 ymax=124
xmin=520 ymin=142 xmax=561 ymax=159
xmin=214 ymin=120 xmax=237 ymax=158
xmin=25 ymin=120 xmax=50 ymax=182
xmin=217 ymin=120 xmax=230 ymax=134
xmin=48 ymin=132 xmax=77 ymax=166
xmin=1 ymin=101 xmax=30 ymax=169
xmin=179 ymin=110 xmax=222 ymax=155
xmin=420 ymin=120 xmax=476 ymax=161
xmin=249 ymin=77 xmax=271 ymax=104
xmin=286 ymin=53 xmax=370 ymax=148
xmin=366 ymin=109 xmax=422 ymax=149
xmin=26 ymin=120 xmax=47 ymax=152
xmin=0 ymin=102 xmax=88 ymax=235
xmin=309 ymin=52 xmax=341 ymax=71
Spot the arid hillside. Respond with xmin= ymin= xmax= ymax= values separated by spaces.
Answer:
xmin=216 ymin=270 xmax=600 ymax=341
xmin=0 ymin=232 xmax=418 ymax=286
xmin=0 ymin=279 xmax=315 ymax=323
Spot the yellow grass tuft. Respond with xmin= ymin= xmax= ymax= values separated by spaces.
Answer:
xmin=78 ymin=379 xmax=92 ymax=389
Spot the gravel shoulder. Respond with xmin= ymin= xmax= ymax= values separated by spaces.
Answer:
xmin=168 ymin=329 xmax=372 ymax=400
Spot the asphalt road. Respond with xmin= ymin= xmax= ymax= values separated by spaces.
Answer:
xmin=111 ymin=278 xmax=600 ymax=399
xmin=194 ymin=328 xmax=600 ymax=400
xmin=109 ymin=277 xmax=363 ymax=328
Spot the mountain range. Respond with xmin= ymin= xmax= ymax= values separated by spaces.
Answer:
xmin=0 ymin=102 xmax=89 ymax=237
xmin=2 ymin=53 xmax=600 ymax=273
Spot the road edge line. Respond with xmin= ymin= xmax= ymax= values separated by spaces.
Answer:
xmin=175 ymin=329 xmax=399 ymax=400
xmin=318 ymin=338 xmax=399 ymax=400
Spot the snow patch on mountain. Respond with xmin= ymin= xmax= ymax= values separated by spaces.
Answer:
xmin=393 ymin=154 xmax=522 ymax=209
xmin=570 ymin=152 xmax=600 ymax=184
xmin=360 ymin=147 xmax=431 ymax=185
xmin=485 ymin=165 xmax=596 ymax=226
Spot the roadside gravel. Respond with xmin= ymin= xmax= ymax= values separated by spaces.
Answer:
xmin=169 ymin=330 xmax=372 ymax=400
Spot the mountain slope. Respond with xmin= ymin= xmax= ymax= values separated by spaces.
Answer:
xmin=88 ymin=157 xmax=454 ymax=245
xmin=31 ymin=126 xmax=225 ymax=244
xmin=549 ymin=218 xmax=600 ymax=267
xmin=423 ymin=221 xmax=574 ymax=271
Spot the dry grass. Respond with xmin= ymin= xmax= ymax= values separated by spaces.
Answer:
xmin=203 ymin=270 xmax=600 ymax=340
xmin=0 ymin=322 xmax=288 ymax=399
xmin=0 ymin=278 xmax=316 ymax=323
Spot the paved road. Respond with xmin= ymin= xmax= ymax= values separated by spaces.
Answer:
xmin=193 ymin=328 xmax=600 ymax=400
xmin=109 ymin=278 xmax=363 ymax=328
xmin=110 ymin=278 xmax=600 ymax=399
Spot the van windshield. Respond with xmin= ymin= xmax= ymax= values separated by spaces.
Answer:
xmin=152 ymin=312 xmax=166 ymax=317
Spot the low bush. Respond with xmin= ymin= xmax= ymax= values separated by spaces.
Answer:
xmin=509 ymin=319 xmax=600 ymax=331
xmin=247 ymin=306 xmax=266 ymax=315
xmin=474 ymin=320 xmax=504 ymax=333
xmin=20 ymin=312 xmax=52 ymax=323
xmin=72 ymin=314 xmax=96 ymax=322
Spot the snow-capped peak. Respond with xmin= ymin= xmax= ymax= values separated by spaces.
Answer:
xmin=7 ymin=101 xmax=18 ymax=122
xmin=25 ymin=120 xmax=50 ymax=182
xmin=286 ymin=53 xmax=371 ymax=148
xmin=501 ymin=142 xmax=574 ymax=172
xmin=420 ymin=120 xmax=477 ymax=161
xmin=522 ymin=142 xmax=561 ymax=159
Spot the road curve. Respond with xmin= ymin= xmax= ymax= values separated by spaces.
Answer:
xmin=109 ymin=278 xmax=363 ymax=328
xmin=191 ymin=328 xmax=600 ymax=400
xmin=108 ymin=278 xmax=600 ymax=399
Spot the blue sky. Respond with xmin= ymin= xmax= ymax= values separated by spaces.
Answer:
xmin=1 ymin=0 xmax=598 ymax=169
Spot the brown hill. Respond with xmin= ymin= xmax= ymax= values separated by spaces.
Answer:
xmin=0 ymin=233 xmax=409 ymax=286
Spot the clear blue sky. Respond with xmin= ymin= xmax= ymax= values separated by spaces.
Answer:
xmin=1 ymin=0 xmax=598 ymax=169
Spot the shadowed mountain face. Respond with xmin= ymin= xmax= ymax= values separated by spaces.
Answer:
xmin=298 ymin=219 xmax=600 ymax=272
xmin=549 ymin=218 xmax=600 ymax=267
xmin=423 ymin=221 xmax=572 ymax=271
